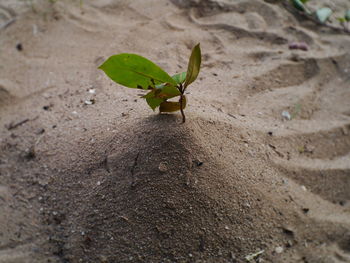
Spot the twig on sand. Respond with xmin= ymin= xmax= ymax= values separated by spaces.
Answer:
xmin=6 ymin=116 xmax=39 ymax=130
xmin=0 ymin=18 xmax=16 ymax=30
xmin=6 ymin=119 xmax=30 ymax=130
xmin=0 ymin=4 xmax=16 ymax=30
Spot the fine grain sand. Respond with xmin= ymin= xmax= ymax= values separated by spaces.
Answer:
xmin=0 ymin=0 xmax=350 ymax=262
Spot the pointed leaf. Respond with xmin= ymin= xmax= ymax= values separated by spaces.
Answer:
xmin=184 ymin=44 xmax=201 ymax=89
xmin=172 ymin=72 xmax=187 ymax=84
xmin=99 ymin=53 xmax=177 ymax=90
xmin=316 ymin=7 xmax=332 ymax=23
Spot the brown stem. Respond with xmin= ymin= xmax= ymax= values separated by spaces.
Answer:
xmin=179 ymin=95 xmax=186 ymax=123
xmin=177 ymin=84 xmax=185 ymax=123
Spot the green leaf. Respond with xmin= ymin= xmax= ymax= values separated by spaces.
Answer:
xmin=292 ymin=0 xmax=306 ymax=12
xmin=291 ymin=0 xmax=311 ymax=14
xmin=154 ymin=72 xmax=186 ymax=90
xmin=184 ymin=43 xmax=201 ymax=89
xmin=161 ymin=85 xmax=182 ymax=97
xmin=143 ymin=85 xmax=180 ymax=99
xmin=316 ymin=7 xmax=332 ymax=23
xmin=99 ymin=53 xmax=177 ymax=90
xmin=172 ymin=72 xmax=186 ymax=85
xmin=300 ymin=0 xmax=309 ymax=3
xmin=337 ymin=17 xmax=346 ymax=23
xmin=345 ymin=10 xmax=350 ymax=22
xmin=142 ymin=84 xmax=181 ymax=110
xmin=146 ymin=97 xmax=164 ymax=110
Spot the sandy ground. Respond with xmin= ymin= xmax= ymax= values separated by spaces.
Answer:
xmin=0 ymin=0 xmax=350 ymax=262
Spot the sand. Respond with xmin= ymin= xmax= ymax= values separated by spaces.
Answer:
xmin=0 ymin=0 xmax=350 ymax=262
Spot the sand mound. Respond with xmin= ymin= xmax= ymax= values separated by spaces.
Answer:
xmin=43 ymin=116 xmax=287 ymax=262
xmin=0 ymin=0 xmax=349 ymax=262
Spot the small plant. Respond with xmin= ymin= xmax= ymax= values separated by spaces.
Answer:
xmin=98 ymin=44 xmax=201 ymax=123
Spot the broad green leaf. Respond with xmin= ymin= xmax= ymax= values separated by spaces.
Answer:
xmin=345 ymin=10 xmax=350 ymax=22
xmin=316 ymin=7 xmax=332 ymax=23
xmin=184 ymin=44 xmax=201 ymax=89
xmin=99 ymin=53 xmax=177 ymax=90
xmin=300 ymin=0 xmax=309 ymax=3
xmin=172 ymin=72 xmax=186 ymax=85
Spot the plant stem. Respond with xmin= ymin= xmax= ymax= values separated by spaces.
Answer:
xmin=179 ymin=95 xmax=186 ymax=123
xmin=178 ymin=84 xmax=186 ymax=123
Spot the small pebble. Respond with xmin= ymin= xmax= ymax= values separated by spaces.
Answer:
xmin=275 ymin=246 xmax=284 ymax=254
xmin=282 ymin=111 xmax=291 ymax=121
xmin=289 ymin=42 xmax=308 ymax=51
xmin=194 ymin=160 xmax=203 ymax=166
xmin=158 ymin=162 xmax=168 ymax=172
xmin=88 ymin=88 xmax=96 ymax=94
xmin=16 ymin=43 xmax=23 ymax=51
xmin=84 ymin=99 xmax=95 ymax=105
xmin=36 ymin=128 xmax=45 ymax=135
xmin=302 ymin=208 xmax=309 ymax=214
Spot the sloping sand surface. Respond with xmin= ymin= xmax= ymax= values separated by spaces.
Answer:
xmin=0 ymin=0 xmax=350 ymax=262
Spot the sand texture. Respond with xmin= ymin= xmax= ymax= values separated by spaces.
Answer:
xmin=0 ymin=0 xmax=350 ymax=262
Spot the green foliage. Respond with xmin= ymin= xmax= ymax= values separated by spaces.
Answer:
xmin=337 ymin=17 xmax=346 ymax=23
xmin=172 ymin=72 xmax=187 ymax=85
xmin=142 ymin=74 xmax=183 ymax=110
xmin=291 ymin=0 xmax=311 ymax=14
xmin=99 ymin=54 xmax=177 ymax=90
xmin=338 ymin=10 xmax=350 ymax=23
xmin=99 ymin=44 xmax=202 ymax=122
xmin=184 ymin=44 xmax=201 ymax=89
